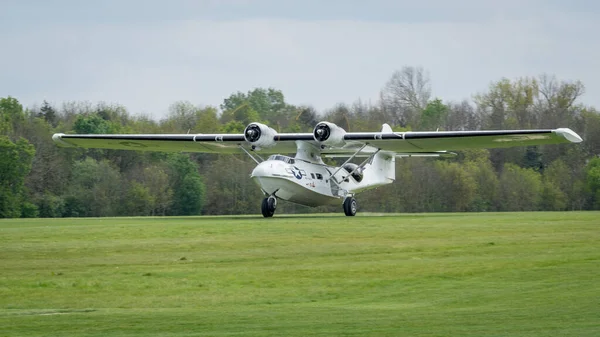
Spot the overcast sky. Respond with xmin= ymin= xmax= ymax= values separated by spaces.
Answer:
xmin=1 ymin=0 xmax=598 ymax=119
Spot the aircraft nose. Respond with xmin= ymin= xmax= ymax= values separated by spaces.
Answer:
xmin=251 ymin=162 xmax=270 ymax=178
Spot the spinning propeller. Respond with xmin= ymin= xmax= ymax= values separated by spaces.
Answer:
xmin=313 ymin=123 xmax=331 ymax=142
xmin=245 ymin=123 xmax=261 ymax=142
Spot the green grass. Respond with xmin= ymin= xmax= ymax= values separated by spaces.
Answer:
xmin=1 ymin=212 xmax=598 ymax=336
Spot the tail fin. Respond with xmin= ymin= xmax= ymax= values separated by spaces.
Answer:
xmin=381 ymin=123 xmax=393 ymax=133
xmin=362 ymin=151 xmax=395 ymax=187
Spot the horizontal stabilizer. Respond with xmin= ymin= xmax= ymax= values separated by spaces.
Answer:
xmin=325 ymin=151 xmax=456 ymax=158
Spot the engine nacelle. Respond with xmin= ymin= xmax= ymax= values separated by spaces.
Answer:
xmin=313 ymin=121 xmax=346 ymax=147
xmin=244 ymin=122 xmax=277 ymax=150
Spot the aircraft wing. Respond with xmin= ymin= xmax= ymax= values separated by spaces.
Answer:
xmin=337 ymin=128 xmax=583 ymax=153
xmin=51 ymin=133 xmax=306 ymax=154
xmin=52 ymin=127 xmax=582 ymax=155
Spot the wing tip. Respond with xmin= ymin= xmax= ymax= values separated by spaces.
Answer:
xmin=52 ymin=133 xmax=77 ymax=148
xmin=554 ymin=128 xmax=583 ymax=143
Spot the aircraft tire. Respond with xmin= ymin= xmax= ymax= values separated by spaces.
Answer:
xmin=343 ymin=197 xmax=357 ymax=216
xmin=261 ymin=197 xmax=276 ymax=217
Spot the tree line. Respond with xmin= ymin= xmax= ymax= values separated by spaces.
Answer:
xmin=1 ymin=67 xmax=600 ymax=218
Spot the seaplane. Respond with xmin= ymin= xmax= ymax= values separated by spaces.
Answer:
xmin=52 ymin=121 xmax=583 ymax=217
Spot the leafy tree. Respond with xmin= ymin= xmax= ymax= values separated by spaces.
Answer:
xmin=542 ymin=159 xmax=575 ymax=210
xmin=540 ymin=179 xmax=567 ymax=211
xmin=133 ymin=165 xmax=173 ymax=216
xmin=130 ymin=114 xmax=162 ymax=133
xmin=420 ymin=98 xmax=448 ymax=131
xmin=221 ymin=120 xmax=246 ymax=134
xmin=221 ymin=91 xmax=248 ymax=116
xmin=434 ymin=161 xmax=477 ymax=211
xmin=384 ymin=158 xmax=441 ymax=212
xmin=220 ymin=88 xmax=288 ymax=126
xmin=195 ymin=106 xmax=221 ymax=133
xmin=201 ymin=156 xmax=262 ymax=215
xmin=64 ymin=158 xmax=122 ymax=217
xmin=585 ymin=157 xmax=600 ymax=209
xmin=124 ymin=181 xmax=155 ymax=216
xmin=0 ymin=136 xmax=36 ymax=218
xmin=166 ymin=154 xmax=205 ymax=215
xmin=473 ymin=77 xmax=544 ymax=171
xmin=247 ymin=88 xmax=286 ymax=122
xmin=522 ymin=146 xmax=543 ymax=171
xmin=72 ymin=111 xmax=141 ymax=168
xmin=295 ymin=106 xmax=319 ymax=131
xmin=23 ymin=117 xmax=74 ymax=198
xmin=474 ymin=77 xmax=538 ymax=130
xmin=222 ymin=103 xmax=261 ymax=126
xmin=73 ymin=114 xmax=116 ymax=134
xmin=580 ymin=108 xmax=600 ymax=157
xmin=95 ymin=103 xmax=131 ymax=127
xmin=0 ymin=96 xmax=25 ymax=136
xmin=37 ymin=100 xmax=58 ymax=127
xmin=20 ymin=202 xmax=39 ymax=218
xmin=498 ymin=164 xmax=542 ymax=211
xmin=461 ymin=151 xmax=500 ymax=211
xmin=36 ymin=192 xmax=66 ymax=218
xmin=175 ymin=175 xmax=205 ymax=215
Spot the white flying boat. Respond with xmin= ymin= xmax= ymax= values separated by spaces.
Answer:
xmin=52 ymin=122 xmax=582 ymax=217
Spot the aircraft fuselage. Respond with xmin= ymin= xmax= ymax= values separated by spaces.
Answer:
xmin=251 ymin=155 xmax=341 ymax=206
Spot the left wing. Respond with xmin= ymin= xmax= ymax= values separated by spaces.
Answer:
xmin=339 ymin=128 xmax=583 ymax=153
xmin=52 ymin=122 xmax=582 ymax=155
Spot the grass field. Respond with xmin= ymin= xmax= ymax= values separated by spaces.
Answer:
xmin=0 ymin=212 xmax=598 ymax=336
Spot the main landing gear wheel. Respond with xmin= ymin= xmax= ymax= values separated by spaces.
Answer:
xmin=261 ymin=196 xmax=277 ymax=218
xmin=343 ymin=197 xmax=357 ymax=216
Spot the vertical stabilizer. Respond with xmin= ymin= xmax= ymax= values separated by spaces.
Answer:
xmin=349 ymin=151 xmax=395 ymax=193
xmin=381 ymin=123 xmax=393 ymax=133
xmin=369 ymin=151 xmax=395 ymax=182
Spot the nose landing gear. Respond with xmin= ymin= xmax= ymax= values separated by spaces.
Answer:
xmin=261 ymin=196 xmax=277 ymax=218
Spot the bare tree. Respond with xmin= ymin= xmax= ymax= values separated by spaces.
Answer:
xmin=445 ymin=100 xmax=481 ymax=131
xmin=537 ymin=74 xmax=585 ymax=128
xmin=166 ymin=101 xmax=198 ymax=132
xmin=381 ymin=66 xmax=432 ymax=127
xmin=538 ymin=74 xmax=584 ymax=110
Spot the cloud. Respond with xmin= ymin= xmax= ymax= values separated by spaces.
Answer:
xmin=1 ymin=1 xmax=598 ymax=119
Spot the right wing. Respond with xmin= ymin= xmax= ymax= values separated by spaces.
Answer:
xmin=52 ymin=133 xmax=310 ymax=154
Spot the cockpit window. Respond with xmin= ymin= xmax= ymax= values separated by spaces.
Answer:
xmin=268 ymin=155 xmax=295 ymax=164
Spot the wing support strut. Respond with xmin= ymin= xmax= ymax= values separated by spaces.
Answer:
xmin=239 ymin=145 xmax=264 ymax=165
xmin=328 ymin=144 xmax=368 ymax=182
xmin=345 ymin=149 xmax=381 ymax=180
xmin=331 ymin=143 xmax=379 ymax=187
